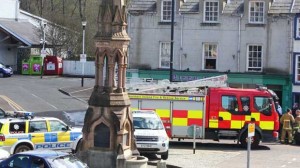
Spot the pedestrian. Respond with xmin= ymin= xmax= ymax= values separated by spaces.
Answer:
xmin=292 ymin=103 xmax=299 ymax=118
xmin=275 ymin=101 xmax=282 ymax=117
xmin=293 ymin=110 xmax=300 ymax=132
xmin=275 ymin=101 xmax=283 ymax=138
xmin=280 ymin=108 xmax=295 ymax=144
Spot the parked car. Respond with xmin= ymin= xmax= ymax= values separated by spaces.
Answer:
xmin=71 ymin=110 xmax=169 ymax=160
xmin=0 ymin=62 xmax=13 ymax=77
xmin=0 ymin=111 xmax=82 ymax=154
xmin=0 ymin=149 xmax=88 ymax=168
xmin=132 ymin=110 xmax=169 ymax=160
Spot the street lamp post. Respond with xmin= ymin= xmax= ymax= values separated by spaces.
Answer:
xmin=40 ymin=21 xmax=47 ymax=79
xmin=81 ymin=20 xmax=87 ymax=87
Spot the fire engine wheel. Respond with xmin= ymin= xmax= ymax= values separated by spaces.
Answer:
xmin=14 ymin=144 xmax=32 ymax=154
xmin=240 ymin=132 xmax=261 ymax=149
xmin=161 ymin=150 xmax=169 ymax=160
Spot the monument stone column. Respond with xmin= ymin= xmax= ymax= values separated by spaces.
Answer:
xmin=76 ymin=1 xmax=145 ymax=168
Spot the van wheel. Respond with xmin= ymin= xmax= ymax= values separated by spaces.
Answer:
xmin=240 ymin=132 xmax=260 ymax=149
xmin=161 ymin=150 xmax=168 ymax=160
xmin=0 ymin=72 xmax=4 ymax=78
xmin=14 ymin=144 xmax=31 ymax=154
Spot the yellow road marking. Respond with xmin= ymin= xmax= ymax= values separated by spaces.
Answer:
xmin=0 ymin=95 xmax=25 ymax=111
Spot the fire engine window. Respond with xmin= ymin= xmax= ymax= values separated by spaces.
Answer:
xmin=9 ymin=122 xmax=26 ymax=134
xmin=222 ymin=96 xmax=238 ymax=112
xmin=241 ymin=97 xmax=250 ymax=113
xmin=29 ymin=121 xmax=48 ymax=133
xmin=254 ymin=97 xmax=271 ymax=115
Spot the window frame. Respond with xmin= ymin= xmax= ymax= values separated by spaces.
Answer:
xmin=161 ymin=0 xmax=173 ymax=22
xmin=247 ymin=44 xmax=263 ymax=72
xmin=202 ymin=43 xmax=218 ymax=70
xmin=294 ymin=15 xmax=300 ymax=40
xmin=293 ymin=53 xmax=300 ymax=85
xmin=203 ymin=0 xmax=219 ymax=23
xmin=159 ymin=41 xmax=171 ymax=69
xmin=248 ymin=1 xmax=265 ymax=24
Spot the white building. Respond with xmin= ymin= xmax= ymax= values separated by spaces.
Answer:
xmin=0 ymin=0 xmax=49 ymax=72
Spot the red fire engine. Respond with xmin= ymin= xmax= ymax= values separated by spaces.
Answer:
xmin=128 ymin=75 xmax=279 ymax=148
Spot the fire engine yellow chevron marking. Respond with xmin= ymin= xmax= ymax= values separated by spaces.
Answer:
xmin=173 ymin=118 xmax=187 ymax=126
xmin=219 ymin=111 xmax=231 ymax=120
xmin=0 ymin=95 xmax=25 ymax=111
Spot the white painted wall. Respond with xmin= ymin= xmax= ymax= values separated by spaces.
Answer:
xmin=63 ymin=60 xmax=95 ymax=76
xmin=127 ymin=1 xmax=291 ymax=74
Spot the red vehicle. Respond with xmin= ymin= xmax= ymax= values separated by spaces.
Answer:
xmin=129 ymin=86 xmax=279 ymax=148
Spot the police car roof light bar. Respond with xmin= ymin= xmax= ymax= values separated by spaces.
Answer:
xmin=14 ymin=111 xmax=34 ymax=119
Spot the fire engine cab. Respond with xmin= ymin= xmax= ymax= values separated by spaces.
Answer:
xmin=128 ymin=75 xmax=279 ymax=148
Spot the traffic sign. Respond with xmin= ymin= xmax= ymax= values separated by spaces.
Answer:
xmin=248 ymin=123 xmax=255 ymax=137
xmin=80 ymin=54 xmax=86 ymax=63
xmin=41 ymin=49 xmax=47 ymax=58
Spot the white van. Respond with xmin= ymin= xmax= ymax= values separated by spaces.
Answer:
xmin=132 ymin=110 xmax=169 ymax=160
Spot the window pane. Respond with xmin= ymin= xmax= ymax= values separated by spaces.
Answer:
xmin=247 ymin=45 xmax=262 ymax=72
xmin=162 ymin=0 xmax=172 ymax=22
xmin=296 ymin=55 xmax=300 ymax=82
xmin=249 ymin=1 xmax=264 ymax=24
xmin=160 ymin=42 xmax=171 ymax=68
xmin=203 ymin=43 xmax=217 ymax=70
xmin=204 ymin=1 xmax=219 ymax=22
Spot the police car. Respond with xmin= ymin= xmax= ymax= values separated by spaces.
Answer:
xmin=0 ymin=111 xmax=82 ymax=154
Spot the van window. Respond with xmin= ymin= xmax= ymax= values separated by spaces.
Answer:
xmin=9 ymin=122 xmax=26 ymax=134
xmin=133 ymin=117 xmax=164 ymax=130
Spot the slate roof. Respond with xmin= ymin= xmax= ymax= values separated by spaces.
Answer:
xmin=223 ymin=0 xmax=244 ymax=14
xmin=269 ymin=0 xmax=293 ymax=14
xmin=179 ymin=0 xmax=199 ymax=14
xmin=291 ymin=0 xmax=300 ymax=13
xmin=0 ymin=19 xmax=41 ymax=47
xmin=128 ymin=0 xmax=156 ymax=13
xmin=127 ymin=0 xmax=300 ymax=15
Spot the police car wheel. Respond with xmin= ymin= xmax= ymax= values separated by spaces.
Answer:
xmin=15 ymin=144 xmax=31 ymax=154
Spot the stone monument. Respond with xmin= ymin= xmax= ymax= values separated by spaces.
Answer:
xmin=76 ymin=0 xmax=146 ymax=168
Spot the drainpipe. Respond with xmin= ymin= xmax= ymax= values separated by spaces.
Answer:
xmin=179 ymin=14 xmax=184 ymax=70
xmin=237 ymin=14 xmax=243 ymax=72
